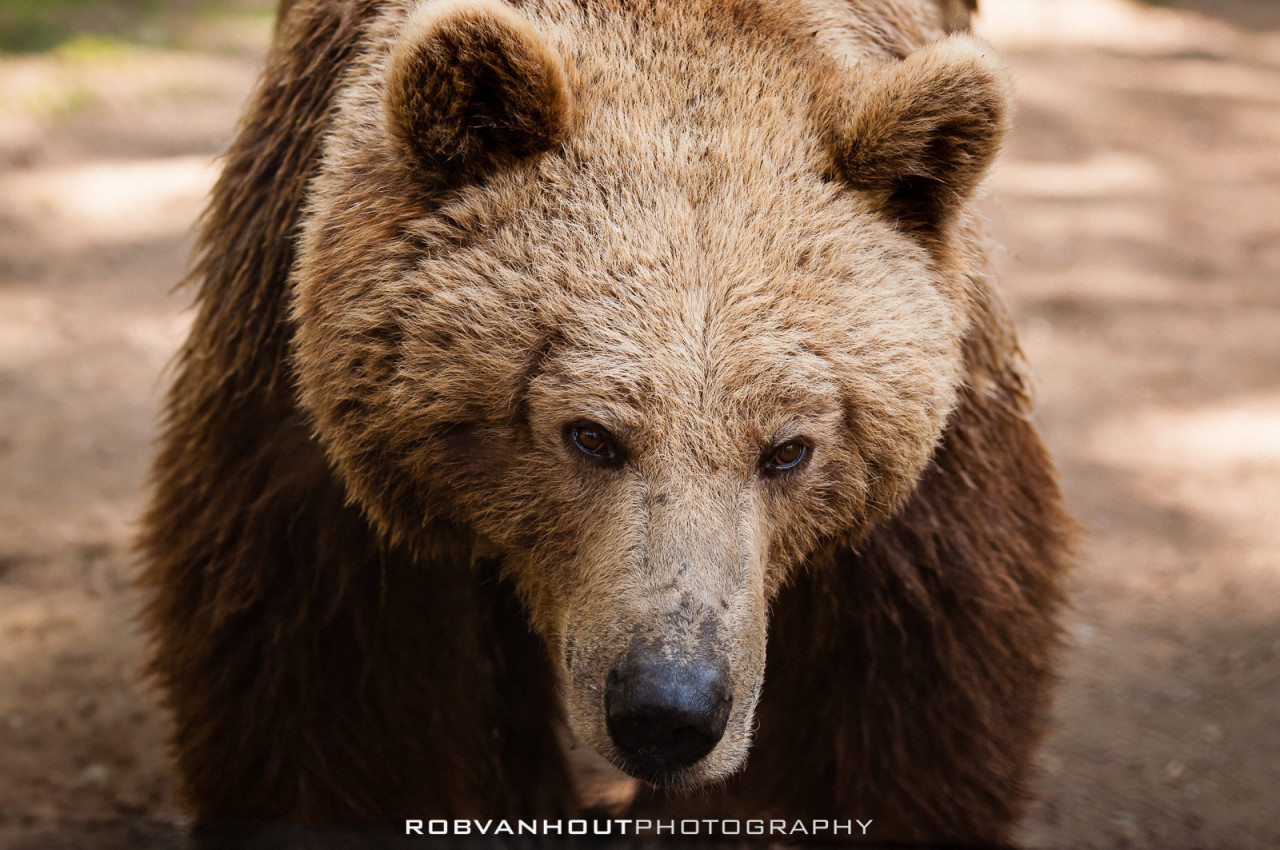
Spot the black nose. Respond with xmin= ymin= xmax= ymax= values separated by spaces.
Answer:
xmin=605 ymin=650 xmax=732 ymax=781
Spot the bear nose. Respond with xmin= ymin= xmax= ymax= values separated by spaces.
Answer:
xmin=604 ymin=652 xmax=731 ymax=781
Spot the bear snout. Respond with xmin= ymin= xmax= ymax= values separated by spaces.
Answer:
xmin=604 ymin=646 xmax=732 ymax=783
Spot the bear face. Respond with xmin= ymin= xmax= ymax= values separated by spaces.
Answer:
xmin=292 ymin=0 xmax=1008 ymax=789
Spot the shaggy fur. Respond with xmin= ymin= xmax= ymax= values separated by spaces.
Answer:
xmin=141 ymin=0 xmax=1071 ymax=845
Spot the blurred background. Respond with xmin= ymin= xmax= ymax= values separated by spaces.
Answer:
xmin=1 ymin=0 xmax=1277 ymax=847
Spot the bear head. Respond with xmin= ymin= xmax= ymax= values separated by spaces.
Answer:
xmin=291 ymin=0 xmax=1011 ymax=789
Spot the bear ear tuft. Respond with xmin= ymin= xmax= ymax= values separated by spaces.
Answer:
xmin=384 ymin=0 xmax=572 ymax=184
xmin=828 ymin=34 xmax=1012 ymax=242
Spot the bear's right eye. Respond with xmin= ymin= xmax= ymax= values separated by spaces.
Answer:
xmin=568 ymin=423 xmax=621 ymax=464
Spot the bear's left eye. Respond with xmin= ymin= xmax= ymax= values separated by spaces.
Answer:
xmin=761 ymin=441 xmax=809 ymax=475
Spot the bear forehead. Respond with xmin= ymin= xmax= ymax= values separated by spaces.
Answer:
xmin=409 ymin=180 xmax=943 ymax=393
xmin=402 ymin=156 xmax=953 ymax=445
xmin=530 ymin=298 xmax=845 ymax=412
xmin=550 ymin=11 xmax=842 ymax=193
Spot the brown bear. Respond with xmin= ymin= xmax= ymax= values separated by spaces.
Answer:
xmin=140 ymin=0 xmax=1070 ymax=845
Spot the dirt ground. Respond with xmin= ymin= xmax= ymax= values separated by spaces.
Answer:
xmin=1 ymin=0 xmax=1278 ymax=847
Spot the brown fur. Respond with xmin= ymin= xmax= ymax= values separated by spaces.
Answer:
xmin=140 ymin=0 xmax=1071 ymax=845
xmin=827 ymin=35 xmax=1012 ymax=246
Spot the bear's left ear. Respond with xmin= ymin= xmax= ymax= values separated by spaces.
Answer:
xmin=384 ymin=0 xmax=572 ymax=184
xmin=827 ymin=35 xmax=1012 ymax=242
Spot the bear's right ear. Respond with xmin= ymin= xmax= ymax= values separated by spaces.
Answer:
xmin=384 ymin=0 xmax=572 ymax=183
xmin=826 ymin=35 xmax=1012 ymax=244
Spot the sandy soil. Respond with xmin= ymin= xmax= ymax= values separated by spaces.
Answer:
xmin=1 ymin=1 xmax=1278 ymax=847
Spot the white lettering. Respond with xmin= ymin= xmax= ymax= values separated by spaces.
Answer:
xmin=858 ymin=819 xmax=873 ymax=835
xmin=405 ymin=820 xmax=423 ymax=835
